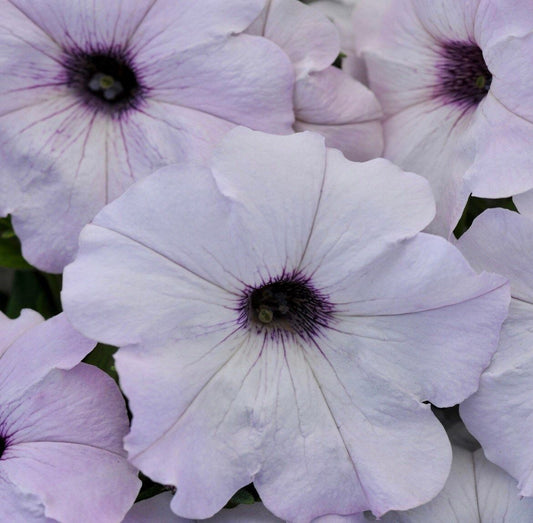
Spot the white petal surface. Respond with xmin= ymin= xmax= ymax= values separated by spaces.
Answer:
xmin=458 ymin=209 xmax=533 ymax=496
xmin=260 ymin=334 xmax=452 ymax=520
xmin=466 ymin=94 xmax=533 ymax=198
xmin=457 ymin=209 xmax=533 ymax=302
xmin=140 ymin=35 xmax=294 ymax=134
xmin=299 ymin=150 xmax=435 ymax=279
xmin=384 ymin=101 xmax=475 ymax=237
xmin=379 ymin=446 xmax=478 ymax=523
xmin=0 ymin=474 xmax=47 ymax=523
xmin=294 ymin=66 xmax=383 ymax=161
xmin=515 ymin=189 xmax=533 ymax=219
xmin=247 ymin=0 xmax=339 ymax=78
xmin=121 ymin=333 xmax=267 ymax=518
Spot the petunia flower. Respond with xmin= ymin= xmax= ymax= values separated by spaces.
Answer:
xmin=62 ymin=128 xmax=509 ymax=521
xmin=0 ymin=0 xmax=295 ymax=273
xmin=457 ymin=208 xmax=533 ymax=497
xmin=0 ymin=310 xmax=140 ymax=522
xmin=124 ymin=494 xmax=283 ymax=523
xmin=375 ymin=446 xmax=533 ymax=522
xmin=353 ymin=0 xmax=533 ymax=237
xmin=246 ymin=0 xmax=383 ymax=162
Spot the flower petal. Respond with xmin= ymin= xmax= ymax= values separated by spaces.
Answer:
xmin=2 ymin=441 xmax=139 ymax=523
xmin=299 ymin=149 xmax=435 ymax=279
xmin=0 ymin=474 xmax=47 ymax=523
xmin=457 ymin=208 xmax=533 ymax=302
xmin=247 ymin=0 xmax=339 ymax=78
xmin=0 ymin=313 xmax=94 ymax=403
xmin=294 ymin=66 xmax=383 ymax=161
xmin=4 ymin=364 xmax=128 ymax=455
xmin=139 ymin=35 xmax=294 ymax=135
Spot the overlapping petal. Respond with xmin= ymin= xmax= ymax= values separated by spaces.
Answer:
xmin=378 ymin=446 xmax=533 ymax=522
xmin=0 ymin=312 xmax=140 ymax=522
xmin=458 ymin=209 xmax=533 ymax=495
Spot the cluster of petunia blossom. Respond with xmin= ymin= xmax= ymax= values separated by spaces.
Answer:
xmin=0 ymin=0 xmax=532 ymax=521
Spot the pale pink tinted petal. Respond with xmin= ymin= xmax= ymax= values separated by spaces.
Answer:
xmin=299 ymin=150 xmax=435 ymax=278
xmin=140 ymin=35 xmax=294 ymax=134
xmin=4 ymin=0 xmax=158 ymax=49
xmin=352 ymin=0 xmax=393 ymax=56
xmin=108 ymin=100 xmax=235 ymax=190
xmin=475 ymin=0 xmax=533 ymax=48
xmin=294 ymin=66 xmax=383 ymax=161
xmin=2 ymin=441 xmax=140 ymax=523
xmin=357 ymin=0 xmax=437 ymax=116
xmin=0 ymin=313 xmax=94 ymax=402
xmin=379 ymin=446 xmax=478 ymax=523
xmin=0 ymin=99 xmax=110 ymax=272
xmin=5 ymin=364 xmax=128 ymax=454
xmin=411 ymin=0 xmax=478 ymax=41
xmin=0 ymin=474 xmax=47 ymax=523
xmin=0 ymin=309 xmax=43 ymax=357
xmin=457 ymin=208 xmax=533 ymax=302
xmin=128 ymin=0 xmax=265 ymax=55
xmin=247 ymin=0 xmax=339 ymax=78
xmin=384 ymin=101 xmax=475 ymax=237
xmin=460 ymin=299 xmax=533 ymax=496
xmin=466 ymin=95 xmax=533 ymax=198
xmin=311 ymin=1 xmax=358 ymax=57
xmin=475 ymin=449 xmax=533 ymax=521
xmin=483 ymin=32 xmax=533 ymax=122
xmin=256 ymin=334 xmax=451 ymax=519
xmin=515 ymin=189 xmax=533 ymax=219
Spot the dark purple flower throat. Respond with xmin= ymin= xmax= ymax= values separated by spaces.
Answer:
xmin=239 ymin=272 xmax=334 ymax=342
xmin=63 ymin=47 xmax=143 ymax=115
xmin=435 ymin=41 xmax=492 ymax=108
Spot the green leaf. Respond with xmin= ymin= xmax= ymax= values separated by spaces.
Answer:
xmin=0 ymin=224 xmax=33 ymax=270
xmin=4 ymin=270 xmax=62 ymax=318
xmin=83 ymin=343 xmax=119 ymax=382
xmin=224 ymin=485 xmax=259 ymax=508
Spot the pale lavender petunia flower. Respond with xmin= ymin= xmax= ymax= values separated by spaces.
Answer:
xmin=375 ymin=445 xmax=533 ymax=522
xmin=0 ymin=310 xmax=140 ymax=522
xmin=353 ymin=0 xmax=533 ymax=237
xmin=62 ymin=128 xmax=509 ymax=521
xmin=457 ymin=208 xmax=533 ymax=497
xmin=0 ymin=0 xmax=295 ymax=273
xmin=247 ymin=0 xmax=383 ymax=162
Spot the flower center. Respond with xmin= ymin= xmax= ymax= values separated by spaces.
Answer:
xmin=63 ymin=48 xmax=142 ymax=115
xmin=0 ymin=435 xmax=7 ymax=459
xmin=241 ymin=274 xmax=334 ymax=341
xmin=435 ymin=41 xmax=492 ymax=108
